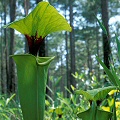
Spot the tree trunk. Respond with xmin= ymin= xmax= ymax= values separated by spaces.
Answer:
xmin=0 ymin=14 xmax=6 ymax=94
xmin=36 ymin=0 xmax=42 ymax=4
xmin=86 ymin=39 xmax=92 ymax=75
xmin=65 ymin=1 xmax=70 ymax=97
xmin=3 ymin=0 xmax=8 ymax=94
xmin=101 ymin=0 xmax=110 ymax=85
xmin=8 ymin=0 xmax=16 ymax=93
xmin=69 ymin=0 xmax=76 ymax=89
xmin=96 ymin=21 xmax=100 ymax=82
xmin=24 ymin=0 xmax=29 ymax=53
xmin=101 ymin=0 xmax=110 ymax=69
xmin=65 ymin=31 xmax=69 ymax=97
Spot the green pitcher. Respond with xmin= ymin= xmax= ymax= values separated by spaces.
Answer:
xmin=12 ymin=54 xmax=54 ymax=120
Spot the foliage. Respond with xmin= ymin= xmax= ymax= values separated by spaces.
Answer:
xmin=71 ymin=17 xmax=120 ymax=120
xmin=95 ymin=17 xmax=120 ymax=120
xmin=76 ymin=86 xmax=116 ymax=101
xmin=0 ymin=0 xmax=120 ymax=119
xmin=0 ymin=94 xmax=23 ymax=120
xmin=75 ymin=86 xmax=115 ymax=120
xmin=44 ymin=86 xmax=89 ymax=120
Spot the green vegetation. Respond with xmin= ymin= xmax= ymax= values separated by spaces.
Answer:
xmin=4 ymin=1 xmax=71 ymax=120
xmin=0 ymin=0 xmax=120 ymax=120
xmin=0 ymin=94 xmax=22 ymax=120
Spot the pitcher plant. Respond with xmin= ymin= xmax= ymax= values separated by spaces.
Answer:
xmin=5 ymin=2 xmax=71 ymax=120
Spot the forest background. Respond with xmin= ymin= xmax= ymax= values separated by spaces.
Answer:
xmin=0 ymin=0 xmax=120 ymax=99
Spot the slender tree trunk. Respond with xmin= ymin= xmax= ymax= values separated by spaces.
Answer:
xmin=101 ymin=0 xmax=110 ymax=85
xmin=4 ymin=0 xmax=9 ymax=94
xmin=86 ymin=39 xmax=92 ymax=74
xmin=96 ymin=21 xmax=100 ymax=82
xmin=8 ymin=0 xmax=16 ymax=93
xmin=65 ymin=31 xmax=69 ymax=96
xmin=36 ymin=0 xmax=42 ymax=4
xmin=101 ymin=0 xmax=110 ymax=69
xmin=94 ymin=1 xmax=101 ymax=83
xmin=1 ymin=13 xmax=6 ymax=94
xmin=24 ymin=0 xmax=29 ymax=18
xmin=24 ymin=0 xmax=29 ymax=53
xmin=65 ymin=1 xmax=70 ymax=97
xmin=69 ymin=0 xmax=76 ymax=88
xmin=1 ymin=40 xmax=4 ymax=94
xmin=60 ymin=47 xmax=66 ymax=95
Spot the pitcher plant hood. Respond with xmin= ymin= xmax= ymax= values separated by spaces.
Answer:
xmin=4 ymin=1 xmax=72 ymax=38
xmin=4 ymin=1 xmax=72 ymax=55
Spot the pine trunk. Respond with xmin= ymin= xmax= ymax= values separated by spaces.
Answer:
xmin=65 ymin=2 xmax=70 ymax=97
xmin=101 ymin=0 xmax=110 ymax=69
xmin=24 ymin=0 xmax=29 ymax=53
xmin=8 ymin=0 xmax=16 ymax=93
xmin=1 ymin=25 xmax=6 ymax=94
xmin=101 ymin=0 xmax=110 ymax=85
xmin=36 ymin=0 xmax=42 ymax=4
xmin=4 ymin=0 xmax=8 ymax=94
xmin=86 ymin=39 xmax=92 ymax=75
xmin=69 ymin=0 xmax=76 ymax=89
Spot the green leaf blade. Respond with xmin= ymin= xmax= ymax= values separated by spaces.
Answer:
xmin=76 ymin=86 xmax=116 ymax=101
xmin=96 ymin=56 xmax=118 ymax=86
xmin=110 ymin=64 xmax=120 ymax=87
xmin=5 ymin=19 xmax=30 ymax=35
xmin=95 ymin=16 xmax=107 ymax=35
xmin=90 ymin=86 xmax=116 ymax=101
xmin=77 ymin=106 xmax=112 ymax=120
xmin=115 ymin=34 xmax=120 ymax=60
xmin=75 ymin=89 xmax=93 ymax=100
xmin=5 ymin=2 xmax=72 ymax=38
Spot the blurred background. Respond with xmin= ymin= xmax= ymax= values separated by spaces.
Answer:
xmin=0 ymin=0 xmax=120 ymax=102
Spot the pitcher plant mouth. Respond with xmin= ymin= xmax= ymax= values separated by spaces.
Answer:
xmin=36 ymin=56 xmax=55 ymax=66
xmin=11 ymin=54 xmax=55 ymax=65
xmin=25 ymin=34 xmax=45 ymax=56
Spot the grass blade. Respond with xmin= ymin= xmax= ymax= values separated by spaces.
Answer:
xmin=95 ymin=16 xmax=107 ymax=35
xmin=96 ymin=56 xmax=117 ymax=86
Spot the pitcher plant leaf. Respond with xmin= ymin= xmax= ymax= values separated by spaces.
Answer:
xmin=5 ymin=2 xmax=72 ymax=38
